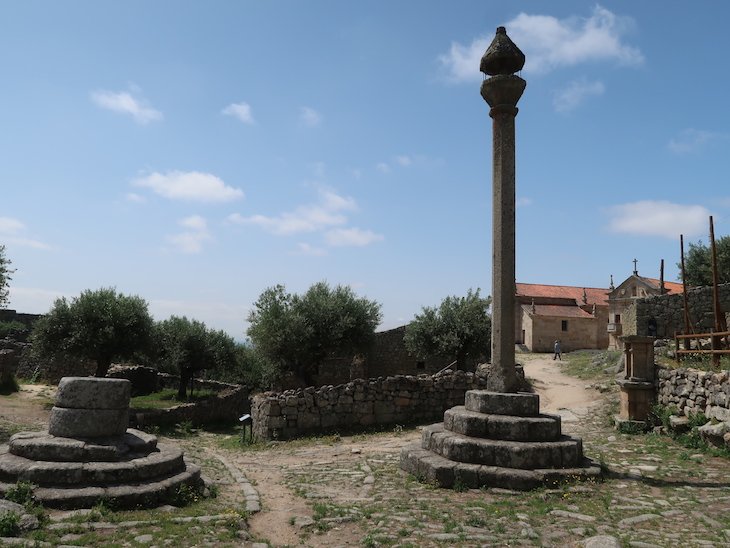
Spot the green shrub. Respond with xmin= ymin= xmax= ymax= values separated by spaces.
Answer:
xmin=5 ymin=480 xmax=36 ymax=506
xmin=0 ymin=511 xmax=20 ymax=537
xmin=0 ymin=320 xmax=28 ymax=339
xmin=0 ymin=373 xmax=20 ymax=394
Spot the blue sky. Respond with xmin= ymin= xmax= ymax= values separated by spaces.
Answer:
xmin=1 ymin=1 xmax=728 ymax=339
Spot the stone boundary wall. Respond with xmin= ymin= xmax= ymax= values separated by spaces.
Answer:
xmin=130 ymin=380 xmax=249 ymax=428
xmin=251 ymin=370 xmax=494 ymax=441
xmin=624 ymin=283 xmax=730 ymax=338
xmin=106 ymin=368 xmax=250 ymax=428
xmin=656 ymin=367 xmax=730 ymax=422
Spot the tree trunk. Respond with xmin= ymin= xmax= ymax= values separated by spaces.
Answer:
xmin=178 ymin=368 xmax=192 ymax=400
xmin=95 ymin=358 xmax=111 ymax=378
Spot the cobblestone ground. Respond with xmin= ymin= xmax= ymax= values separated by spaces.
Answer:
xmin=2 ymin=361 xmax=730 ymax=547
xmin=205 ymin=396 xmax=730 ymax=547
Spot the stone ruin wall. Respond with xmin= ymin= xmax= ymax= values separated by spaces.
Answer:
xmin=656 ymin=367 xmax=730 ymax=423
xmin=250 ymin=370 xmax=492 ymax=441
xmin=105 ymin=366 xmax=250 ymax=428
xmin=623 ymin=283 xmax=730 ymax=339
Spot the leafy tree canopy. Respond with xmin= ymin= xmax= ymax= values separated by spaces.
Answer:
xmin=679 ymin=235 xmax=730 ymax=287
xmin=404 ymin=289 xmax=491 ymax=370
xmin=247 ymin=281 xmax=382 ymax=386
xmin=0 ymin=245 xmax=14 ymax=309
xmin=153 ymin=316 xmax=237 ymax=399
xmin=30 ymin=287 xmax=153 ymax=377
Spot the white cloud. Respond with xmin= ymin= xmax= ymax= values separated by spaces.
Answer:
xmin=438 ymin=5 xmax=643 ymax=81
xmin=0 ymin=217 xmax=25 ymax=234
xmin=91 ymin=89 xmax=162 ymax=124
xmin=168 ymin=215 xmax=211 ymax=253
xmin=325 ymin=227 xmax=384 ymax=247
xmin=607 ymin=201 xmax=709 ymax=239
xmin=228 ymin=188 xmax=356 ymax=235
xmin=300 ymin=106 xmax=322 ymax=127
xmin=553 ymin=79 xmax=605 ymax=112
xmin=222 ymin=102 xmax=255 ymax=124
xmin=179 ymin=215 xmax=207 ymax=231
xmin=168 ymin=231 xmax=211 ymax=254
xmin=395 ymin=155 xmax=412 ymax=167
xmin=295 ymin=243 xmax=327 ymax=256
xmin=516 ymin=197 xmax=533 ymax=207
xmin=132 ymin=171 xmax=244 ymax=203
xmin=0 ymin=217 xmax=50 ymax=249
xmin=125 ymin=192 xmax=146 ymax=203
xmin=376 ymin=162 xmax=391 ymax=174
xmin=667 ymin=129 xmax=723 ymax=155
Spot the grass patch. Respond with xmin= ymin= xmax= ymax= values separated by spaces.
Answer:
xmin=130 ymin=388 xmax=217 ymax=410
xmin=560 ymin=350 xmax=621 ymax=381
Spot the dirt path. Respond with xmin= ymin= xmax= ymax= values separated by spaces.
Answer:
xmin=520 ymin=352 xmax=600 ymax=419
xmin=0 ymin=384 xmax=54 ymax=431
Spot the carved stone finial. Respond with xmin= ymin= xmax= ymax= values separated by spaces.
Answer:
xmin=480 ymin=26 xmax=526 ymax=76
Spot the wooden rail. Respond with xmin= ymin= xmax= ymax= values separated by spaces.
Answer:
xmin=675 ymin=329 xmax=730 ymax=364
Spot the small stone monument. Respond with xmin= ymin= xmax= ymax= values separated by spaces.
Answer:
xmin=0 ymin=377 xmax=202 ymax=508
xmin=615 ymin=335 xmax=656 ymax=430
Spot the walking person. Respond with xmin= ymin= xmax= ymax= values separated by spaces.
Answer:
xmin=553 ymin=340 xmax=562 ymax=361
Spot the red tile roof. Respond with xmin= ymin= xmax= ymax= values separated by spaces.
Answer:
xmin=516 ymin=283 xmax=609 ymax=305
xmin=641 ymin=277 xmax=684 ymax=294
xmin=522 ymin=304 xmax=594 ymax=318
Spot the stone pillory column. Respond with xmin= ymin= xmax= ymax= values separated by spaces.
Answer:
xmin=480 ymin=26 xmax=526 ymax=393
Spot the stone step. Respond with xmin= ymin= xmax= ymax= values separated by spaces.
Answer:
xmin=464 ymin=390 xmax=539 ymax=417
xmin=0 ymin=443 xmax=184 ymax=486
xmin=0 ymin=463 xmax=202 ymax=510
xmin=9 ymin=429 xmax=158 ymax=462
xmin=422 ymin=423 xmax=583 ymax=469
xmin=400 ymin=442 xmax=601 ymax=491
xmin=443 ymin=406 xmax=561 ymax=441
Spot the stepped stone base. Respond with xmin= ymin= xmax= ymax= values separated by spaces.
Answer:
xmin=400 ymin=390 xmax=601 ymax=490
xmin=0 ymin=429 xmax=202 ymax=509
xmin=0 ymin=378 xmax=203 ymax=509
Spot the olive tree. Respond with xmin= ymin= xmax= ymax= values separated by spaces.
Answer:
xmin=247 ymin=282 xmax=382 ymax=386
xmin=679 ymin=236 xmax=730 ymax=287
xmin=404 ymin=289 xmax=491 ymax=370
xmin=0 ymin=245 xmax=14 ymax=309
xmin=153 ymin=316 xmax=237 ymax=399
xmin=30 ymin=287 xmax=153 ymax=377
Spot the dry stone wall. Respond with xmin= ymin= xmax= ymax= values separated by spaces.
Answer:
xmin=624 ymin=283 xmax=730 ymax=338
xmin=251 ymin=370 xmax=501 ymax=441
xmin=656 ymin=367 xmax=730 ymax=422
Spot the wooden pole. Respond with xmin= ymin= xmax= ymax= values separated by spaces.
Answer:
xmin=680 ymin=234 xmax=692 ymax=351
xmin=709 ymin=216 xmax=726 ymax=366
xmin=660 ymin=259 xmax=665 ymax=294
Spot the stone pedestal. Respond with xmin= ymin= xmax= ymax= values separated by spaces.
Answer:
xmin=0 ymin=377 xmax=202 ymax=508
xmin=616 ymin=336 xmax=656 ymax=431
xmin=400 ymin=390 xmax=600 ymax=490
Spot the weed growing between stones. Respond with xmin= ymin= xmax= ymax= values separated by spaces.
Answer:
xmin=5 ymin=480 xmax=36 ymax=506
xmin=0 ymin=511 xmax=20 ymax=537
